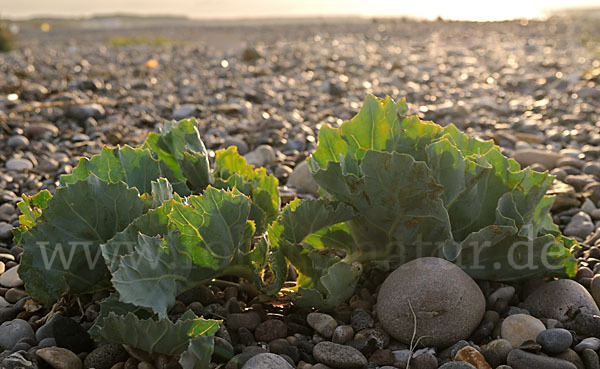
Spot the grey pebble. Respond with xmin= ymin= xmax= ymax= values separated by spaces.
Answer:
xmin=0 ymin=319 xmax=35 ymax=351
xmin=241 ymin=353 xmax=293 ymax=369
xmin=312 ymin=341 xmax=367 ymax=369
xmin=536 ymin=328 xmax=573 ymax=354
xmin=574 ymin=337 xmax=600 ymax=352
xmin=507 ymin=349 xmax=577 ymax=369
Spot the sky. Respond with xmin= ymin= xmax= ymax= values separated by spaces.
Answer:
xmin=3 ymin=0 xmax=600 ymax=21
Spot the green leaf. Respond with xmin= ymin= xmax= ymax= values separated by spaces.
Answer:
xmin=19 ymin=175 xmax=146 ymax=305
xmin=213 ymin=147 xmax=279 ymax=233
xmin=60 ymin=146 xmax=162 ymax=195
xmin=107 ymin=187 xmax=255 ymax=317
xmin=269 ymin=199 xmax=360 ymax=310
xmin=90 ymin=295 xmax=220 ymax=369
xmin=143 ymin=119 xmax=211 ymax=194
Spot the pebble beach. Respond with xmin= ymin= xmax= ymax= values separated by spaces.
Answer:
xmin=1 ymin=12 xmax=600 ymax=369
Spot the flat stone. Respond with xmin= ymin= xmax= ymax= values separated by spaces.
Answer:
xmin=172 ymin=104 xmax=198 ymax=120
xmin=536 ymin=328 xmax=573 ymax=355
xmin=0 ymin=266 xmax=23 ymax=288
xmin=6 ymin=158 xmax=33 ymax=171
xmin=313 ymin=341 xmax=368 ymax=368
xmin=507 ymin=349 xmax=577 ymax=369
xmin=7 ymin=135 xmax=30 ymax=148
xmin=513 ymin=149 xmax=565 ymax=169
xmin=36 ymin=347 xmax=82 ymax=369
xmin=574 ymin=337 xmax=600 ymax=352
xmin=501 ymin=314 xmax=546 ymax=348
xmin=24 ymin=122 xmax=59 ymax=138
xmin=67 ymin=104 xmax=105 ymax=120
xmin=523 ymin=279 xmax=600 ymax=323
xmin=307 ymin=312 xmax=338 ymax=338
xmin=376 ymin=257 xmax=485 ymax=348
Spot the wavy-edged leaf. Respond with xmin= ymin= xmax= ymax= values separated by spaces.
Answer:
xmin=144 ymin=119 xmax=211 ymax=193
xmin=213 ymin=147 xmax=279 ymax=233
xmin=60 ymin=146 xmax=161 ymax=195
xmin=19 ymin=175 xmax=145 ymax=304
xmin=89 ymin=295 xmax=220 ymax=369
xmin=108 ymin=187 xmax=254 ymax=317
xmin=269 ymin=199 xmax=360 ymax=310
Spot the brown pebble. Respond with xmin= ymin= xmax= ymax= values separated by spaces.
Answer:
xmin=110 ymin=363 xmax=126 ymax=369
xmin=455 ymin=346 xmax=492 ymax=369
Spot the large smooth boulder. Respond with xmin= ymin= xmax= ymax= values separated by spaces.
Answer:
xmin=376 ymin=257 xmax=485 ymax=348
xmin=523 ymin=279 xmax=600 ymax=323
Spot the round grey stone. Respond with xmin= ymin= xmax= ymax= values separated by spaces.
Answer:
xmin=501 ymin=314 xmax=546 ymax=348
xmin=507 ymin=349 xmax=577 ymax=369
xmin=0 ymin=319 xmax=35 ymax=350
xmin=241 ymin=353 xmax=293 ymax=369
xmin=313 ymin=341 xmax=367 ymax=368
xmin=376 ymin=257 xmax=485 ymax=348
xmin=523 ymin=279 xmax=600 ymax=323
xmin=536 ymin=328 xmax=573 ymax=354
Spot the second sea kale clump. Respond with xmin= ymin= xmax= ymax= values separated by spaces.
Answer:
xmin=273 ymin=94 xmax=577 ymax=309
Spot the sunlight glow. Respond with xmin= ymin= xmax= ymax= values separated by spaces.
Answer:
xmin=3 ymin=0 xmax=600 ymax=21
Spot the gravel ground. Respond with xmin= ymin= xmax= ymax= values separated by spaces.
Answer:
xmin=1 ymin=13 xmax=600 ymax=369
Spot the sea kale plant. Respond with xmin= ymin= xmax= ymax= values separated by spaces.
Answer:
xmin=272 ymin=94 xmax=577 ymax=309
xmin=15 ymin=120 xmax=285 ymax=369
xmin=14 ymin=95 xmax=577 ymax=368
